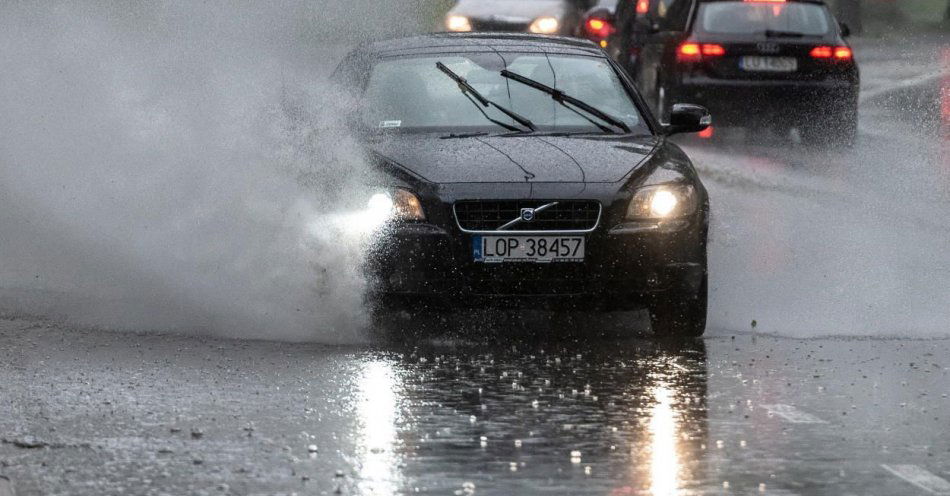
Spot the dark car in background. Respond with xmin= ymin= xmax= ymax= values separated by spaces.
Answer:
xmin=332 ymin=34 xmax=713 ymax=337
xmin=630 ymin=0 xmax=859 ymax=145
xmin=578 ymin=0 xmax=620 ymax=50
xmin=445 ymin=0 xmax=594 ymax=37
xmin=582 ymin=0 xmax=653 ymax=68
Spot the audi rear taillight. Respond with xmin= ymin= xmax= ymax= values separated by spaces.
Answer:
xmin=702 ymin=44 xmax=726 ymax=56
xmin=811 ymin=45 xmax=852 ymax=61
xmin=833 ymin=46 xmax=853 ymax=59
xmin=677 ymin=43 xmax=725 ymax=62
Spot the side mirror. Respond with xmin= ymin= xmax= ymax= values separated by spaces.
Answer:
xmin=839 ymin=22 xmax=851 ymax=37
xmin=665 ymin=103 xmax=711 ymax=135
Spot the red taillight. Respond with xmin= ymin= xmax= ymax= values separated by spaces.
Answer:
xmin=811 ymin=45 xmax=852 ymax=61
xmin=678 ymin=43 xmax=701 ymax=61
xmin=702 ymin=44 xmax=726 ymax=56
xmin=833 ymin=46 xmax=853 ymax=60
xmin=636 ymin=0 xmax=650 ymax=14
xmin=585 ymin=17 xmax=615 ymax=39
xmin=698 ymin=126 xmax=714 ymax=139
xmin=810 ymin=46 xmax=833 ymax=58
xmin=677 ymin=43 xmax=725 ymax=62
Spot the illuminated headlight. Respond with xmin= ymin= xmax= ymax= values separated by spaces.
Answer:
xmin=367 ymin=189 xmax=426 ymax=222
xmin=626 ymin=184 xmax=697 ymax=220
xmin=446 ymin=15 xmax=472 ymax=32
xmin=529 ymin=16 xmax=559 ymax=34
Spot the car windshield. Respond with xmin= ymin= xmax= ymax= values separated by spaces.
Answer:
xmin=697 ymin=1 xmax=832 ymax=36
xmin=359 ymin=52 xmax=646 ymax=134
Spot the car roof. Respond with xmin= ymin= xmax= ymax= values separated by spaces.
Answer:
xmin=359 ymin=33 xmax=604 ymax=58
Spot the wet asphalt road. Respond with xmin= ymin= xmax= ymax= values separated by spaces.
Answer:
xmin=2 ymin=318 xmax=950 ymax=495
xmin=2 ymin=35 xmax=950 ymax=496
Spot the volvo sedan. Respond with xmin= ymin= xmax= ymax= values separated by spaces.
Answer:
xmin=331 ymin=34 xmax=712 ymax=337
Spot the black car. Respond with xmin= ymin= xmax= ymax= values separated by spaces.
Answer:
xmin=582 ymin=0 xmax=652 ymax=67
xmin=444 ymin=0 xmax=593 ymax=37
xmin=332 ymin=34 xmax=712 ymax=337
xmin=630 ymin=0 xmax=859 ymax=145
xmin=578 ymin=0 xmax=619 ymax=49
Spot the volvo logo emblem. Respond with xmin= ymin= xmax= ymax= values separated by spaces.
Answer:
xmin=757 ymin=42 xmax=780 ymax=54
xmin=520 ymin=208 xmax=536 ymax=222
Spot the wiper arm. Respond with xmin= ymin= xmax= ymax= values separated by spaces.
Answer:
xmin=440 ymin=131 xmax=490 ymax=139
xmin=500 ymin=69 xmax=631 ymax=134
xmin=436 ymin=62 xmax=536 ymax=133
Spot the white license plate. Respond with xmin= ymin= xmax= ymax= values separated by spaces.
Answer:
xmin=740 ymin=56 xmax=797 ymax=72
xmin=473 ymin=235 xmax=585 ymax=263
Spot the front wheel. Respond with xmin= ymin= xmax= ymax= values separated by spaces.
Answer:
xmin=648 ymin=273 xmax=708 ymax=338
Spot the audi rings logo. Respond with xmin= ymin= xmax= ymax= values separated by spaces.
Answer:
xmin=757 ymin=43 xmax=780 ymax=54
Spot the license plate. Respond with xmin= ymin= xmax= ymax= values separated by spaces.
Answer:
xmin=473 ymin=236 xmax=585 ymax=263
xmin=740 ymin=56 xmax=797 ymax=72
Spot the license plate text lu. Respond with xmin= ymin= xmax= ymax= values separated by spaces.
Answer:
xmin=740 ymin=56 xmax=797 ymax=72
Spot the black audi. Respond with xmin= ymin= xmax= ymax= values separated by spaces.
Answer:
xmin=332 ymin=34 xmax=711 ymax=337
xmin=630 ymin=0 xmax=859 ymax=145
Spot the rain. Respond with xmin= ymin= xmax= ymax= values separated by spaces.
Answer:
xmin=1 ymin=0 xmax=949 ymax=495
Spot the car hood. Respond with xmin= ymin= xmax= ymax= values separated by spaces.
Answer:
xmin=449 ymin=0 xmax=566 ymax=21
xmin=367 ymin=134 xmax=658 ymax=184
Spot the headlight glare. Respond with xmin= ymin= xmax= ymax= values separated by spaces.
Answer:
xmin=446 ymin=15 xmax=472 ymax=32
xmin=392 ymin=188 xmax=425 ymax=221
xmin=626 ymin=184 xmax=697 ymax=220
xmin=367 ymin=189 xmax=425 ymax=222
xmin=529 ymin=16 xmax=560 ymax=34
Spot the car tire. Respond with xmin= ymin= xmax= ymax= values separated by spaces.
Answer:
xmin=648 ymin=272 xmax=708 ymax=338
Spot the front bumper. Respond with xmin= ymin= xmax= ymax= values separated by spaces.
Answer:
xmin=673 ymin=76 xmax=859 ymax=127
xmin=364 ymin=214 xmax=706 ymax=311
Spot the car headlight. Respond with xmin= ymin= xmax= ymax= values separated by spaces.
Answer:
xmin=529 ymin=16 xmax=559 ymax=34
xmin=625 ymin=184 xmax=697 ymax=220
xmin=367 ymin=189 xmax=426 ymax=222
xmin=446 ymin=15 xmax=472 ymax=32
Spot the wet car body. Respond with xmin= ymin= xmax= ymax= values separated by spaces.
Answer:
xmin=445 ymin=0 xmax=592 ymax=36
xmin=632 ymin=0 xmax=859 ymax=144
xmin=333 ymin=34 xmax=711 ymax=336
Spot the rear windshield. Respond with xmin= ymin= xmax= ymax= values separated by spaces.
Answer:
xmin=696 ymin=1 xmax=832 ymax=36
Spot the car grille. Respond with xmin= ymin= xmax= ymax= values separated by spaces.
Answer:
xmin=469 ymin=19 xmax=531 ymax=32
xmin=454 ymin=200 xmax=601 ymax=232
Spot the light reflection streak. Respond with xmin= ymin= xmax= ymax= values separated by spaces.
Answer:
xmin=649 ymin=384 xmax=681 ymax=496
xmin=357 ymin=359 xmax=402 ymax=495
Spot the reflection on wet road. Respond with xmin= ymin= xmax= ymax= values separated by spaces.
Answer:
xmin=2 ymin=320 xmax=949 ymax=495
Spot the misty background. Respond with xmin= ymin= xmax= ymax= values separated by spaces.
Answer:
xmin=0 ymin=1 xmax=442 ymax=341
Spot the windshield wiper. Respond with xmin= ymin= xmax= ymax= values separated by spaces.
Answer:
xmin=440 ymin=131 xmax=490 ymax=139
xmin=436 ymin=62 xmax=535 ymax=133
xmin=500 ymin=69 xmax=631 ymax=134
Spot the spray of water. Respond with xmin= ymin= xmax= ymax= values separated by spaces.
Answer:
xmin=0 ymin=2 xmax=423 ymax=341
